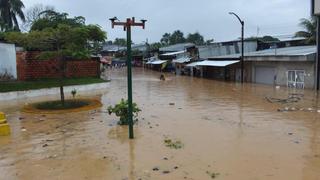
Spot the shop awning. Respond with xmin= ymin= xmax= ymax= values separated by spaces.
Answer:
xmin=186 ymin=62 xmax=200 ymax=67
xmin=172 ymin=57 xmax=191 ymax=63
xmin=146 ymin=60 xmax=168 ymax=65
xmin=197 ymin=60 xmax=239 ymax=67
xmin=161 ymin=50 xmax=186 ymax=56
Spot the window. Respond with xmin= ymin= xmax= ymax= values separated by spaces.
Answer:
xmin=287 ymin=70 xmax=305 ymax=89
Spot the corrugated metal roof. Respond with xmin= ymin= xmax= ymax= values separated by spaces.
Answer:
xmin=172 ymin=57 xmax=191 ymax=63
xmin=186 ymin=62 xmax=202 ymax=67
xmin=102 ymin=45 xmax=126 ymax=52
xmin=161 ymin=50 xmax=186 ymax=56
xmin=213 ymin=46 xmax=316 ymax=59
xmin=146 ymin=60 xmax=167 ymax=65
xmin=159 ymin=43 xmax=195 ymax=52
xmin=186 ymin=60 xmax=239 ymax=67
xmin=102 ymin=44 xmax=147 ymax=52
xmin=272 ymin=35 xmax=306 ymax=42
xmin=197 ymin=60 xmax=239 ymax=67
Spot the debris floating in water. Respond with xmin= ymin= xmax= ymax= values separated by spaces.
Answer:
xmin=266 ymin=94 xmax=303 ymax=104
xmin=164 ymin=137 xmax=184 ymax=149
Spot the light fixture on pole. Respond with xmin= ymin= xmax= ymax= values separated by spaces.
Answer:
xmin=109 ymin=17 xmax=147 ymax=139
xmin=229 ymin=12 xmax=244 ymax=83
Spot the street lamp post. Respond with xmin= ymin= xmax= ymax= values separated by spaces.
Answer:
xmin=110 ymin=17 xmax=146 ymax=139
xmin=229 ymin=12 xmax=244 ymax=83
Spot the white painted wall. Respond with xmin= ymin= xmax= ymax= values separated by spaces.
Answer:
xmin=0 ymin=43 xmax=17 ymax=79
xmin=315 ymin=0 xmax=320 ymax=15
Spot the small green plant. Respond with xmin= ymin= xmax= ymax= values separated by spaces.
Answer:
xmin=107 ymin=99 xmax=141 ymax=125
xmin=164 ymin=137 xmax=184 ymax=149
xmin=71 ymin=89 xmax=77 ymax=98
xmin=206 ymin=171 xmax=220 ymax=179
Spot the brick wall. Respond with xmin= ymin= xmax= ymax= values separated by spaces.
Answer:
xmin=17 ymin=52 xmax=100 ymax=81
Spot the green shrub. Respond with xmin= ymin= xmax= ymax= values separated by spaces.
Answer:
xmin=107 ymin=99 xmax=141 ymax=125
xmin=70 ymin=50 xmax=91 ymax=60
xmin=36 ymin=51 xmax=59 ymax=60
xmin=35 ymin=100 xmax=89 ymax=110
xmin=4 ymin=10 xmax=106 ymax=54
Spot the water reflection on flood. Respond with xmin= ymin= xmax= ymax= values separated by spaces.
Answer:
xmin=0 ymin=68 xmax=319 ymax=180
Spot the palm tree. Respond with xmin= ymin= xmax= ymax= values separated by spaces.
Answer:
xmin=295 ymin=17 xmax=317 ymax=44
xmin=0 ymin=0 xmax=26 ymax=31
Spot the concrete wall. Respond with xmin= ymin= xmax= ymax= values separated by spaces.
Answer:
xmin=0 ymin=43 xmax=17 ymax=80
xmin=249 ymin=61 xmax=315 ymax=89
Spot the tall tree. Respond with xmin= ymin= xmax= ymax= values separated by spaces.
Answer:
xmin=113 ymin=38 xmax=127 ymax=46
xmin=169 ymin=30 xmax=185 ymax=45
xmin=160 ymin=33 xmax=171 ymax=45
xmin=206 ymin=39 xmax=214 ymax=45
xmin=21 ymin=3 xmax=54 ymax=31
xmin=186 ymin=32 xmax=204 ymax=45
xmin=149 ymin=42 xmax=162 ymax=51
xmin=30 ymin=10 xmax=85 ymax=31
xmin=245 ymin=36 xmax=279 ymax=42
xmin=0 ymin=0 xmax=25 ymax=31
xmin=295 ymin=17 xmax=317 ymax=44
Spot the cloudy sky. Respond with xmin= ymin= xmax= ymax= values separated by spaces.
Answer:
xmin=22 ymin=0 xmax=311 ymax=43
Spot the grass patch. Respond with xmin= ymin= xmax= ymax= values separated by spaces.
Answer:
xmin=35 ymin=99 xmax=90 ymax=110
xmin=0 ymin=77 xmax=108 ymax=93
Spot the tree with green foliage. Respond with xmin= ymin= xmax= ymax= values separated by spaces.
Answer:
xmin=113 ymin=38 xmax=127 ymax=46
xmin=206 ymin=39 xmax=214 ymax=45
xmin=149 ymin=42 xmax=162 ymax=51
xmin=245 ymin=36 xmax=280 ymax=42
xmin=4 ymin=10 xmax=106 ymax=105
xmin=160 ymin=33 xmax=171 ymax=45
xmin=30 ymin=10 xmax=85 ymax=31
xmin=169 ymin=30 xmax=186 ymax=45
xmin=295 ymin=17 xmax=317 ymax=44
xmin=5 ymin=20 xmax=106 ymax=57
xmin=160 ymin=31 xmax=208 ymax=45
xmin=186 ymin=32 xmax=204 ymax=45
xmin=260 ymin=36 xmax=280 ymax=42
xmin=22 ymin=3 xmax=55 ymax=31
xmin=0 ymin=31 xmax=6 ymax=40
xmin=0 ymin=0 xmax=25 ymax=31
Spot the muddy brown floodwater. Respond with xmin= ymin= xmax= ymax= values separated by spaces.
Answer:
xmin=0 ymin=68 xmax=320 ymax=180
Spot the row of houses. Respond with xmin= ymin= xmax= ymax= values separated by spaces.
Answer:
xmin=192 ymin=46 xmax=315 ymax=89
xmin=100 ymin=35 xmax=316 ymax=89
xmin=143 ymin=36 xmax=316 ymax=89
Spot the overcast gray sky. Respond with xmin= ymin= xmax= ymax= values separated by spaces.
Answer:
xmin=23 ymin=0 xmax=311 ymax=43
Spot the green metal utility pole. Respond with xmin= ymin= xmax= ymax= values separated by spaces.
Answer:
xmin=109 ymin=17 xmax=146 ymax=139
xmin=229 ymin=12 xmax=245 ymax=83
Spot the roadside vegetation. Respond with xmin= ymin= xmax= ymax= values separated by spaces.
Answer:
xmin=295 ymin=17 xmax=317 ymax=44
xmin=0 ymin=77 xmax=107 ymax=93
xmin=107 ymin=99 xmax=141 ymax=125
xmin=35 ymin=99 xmax=89 ymax=110
xmin=1 ymin=4 xmax=107 ymax=105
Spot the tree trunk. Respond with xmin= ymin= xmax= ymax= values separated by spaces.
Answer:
xmin=60 ymin=85 xmax=65 ymax=106
xmin=59 ymin=50 xmax=66 ymax=106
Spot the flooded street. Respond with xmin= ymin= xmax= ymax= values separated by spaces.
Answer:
xmin=0 ymin=68 xmax=320 ymax=180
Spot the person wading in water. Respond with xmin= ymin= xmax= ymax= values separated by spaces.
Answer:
xmin=160 ymin=74 xmax=165 ymax=81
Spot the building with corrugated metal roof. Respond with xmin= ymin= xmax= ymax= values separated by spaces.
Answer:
xmin=187 ymin=46 xmax=316 ymax=89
